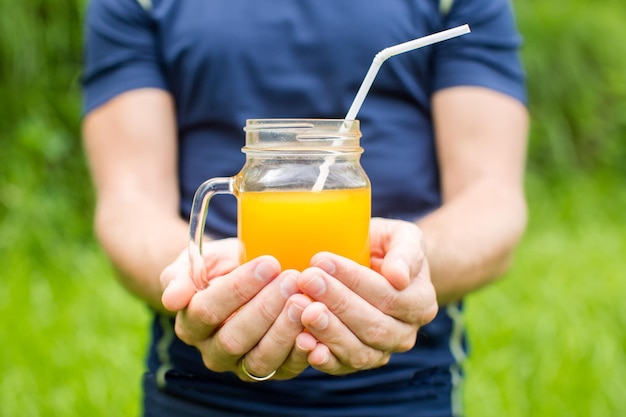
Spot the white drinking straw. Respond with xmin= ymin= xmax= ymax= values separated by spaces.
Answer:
xmin=312 ymin=24 xmax=471 ymax=192
xmin=345 ymin=24 xmax=470 ymax=120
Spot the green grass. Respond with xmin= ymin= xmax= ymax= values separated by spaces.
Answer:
xmin=1 ymin=173 xmax=625 ymax=416
xmin=464 ymin=173 xmax=626 ymax=416
xmin=0 ymin=179 xmax=150 ymax=416
xmin=0 ymin=245 xmax=149 ymax=417
xmin=2 ymin=1 xmax=626 ymax=415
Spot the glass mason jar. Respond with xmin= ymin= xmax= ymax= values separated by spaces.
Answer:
xmin=189 ymin=119 xmax=371 ymax=289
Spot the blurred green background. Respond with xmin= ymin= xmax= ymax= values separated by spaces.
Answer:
xmin=1 ymin=1 xmax=625 ymax=416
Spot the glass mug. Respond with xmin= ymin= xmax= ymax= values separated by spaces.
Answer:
xmin=188 ymin=119 xmax=371 ymax=289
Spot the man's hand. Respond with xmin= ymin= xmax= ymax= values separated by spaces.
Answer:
xmin=160 ymin=240 xmax=314 ymax=381
xmin=295 ymin=217 xmax=438 ymax=374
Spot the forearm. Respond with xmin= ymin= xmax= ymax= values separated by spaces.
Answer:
xmin=95 ymin=199 xmax=189 ymax=312
xmin=424 ymin=87 xmax=529 ymax=305
xmin=417 ymin=178 xmax=527 ymax=305
xmin=83 ymin=89 xmax=185 ymax=313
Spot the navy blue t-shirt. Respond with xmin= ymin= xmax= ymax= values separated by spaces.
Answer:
xmin=83 ymin=0 xmax=525 ymax=415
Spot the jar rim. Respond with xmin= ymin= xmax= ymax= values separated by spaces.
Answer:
xmin=244 ymin=118 xmax=360 ymax=133
xmin=243 ymin=119 xmax=362 ymax=150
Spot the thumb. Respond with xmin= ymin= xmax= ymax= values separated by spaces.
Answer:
xmin=160 ymin=260 xmax=196 ymax=312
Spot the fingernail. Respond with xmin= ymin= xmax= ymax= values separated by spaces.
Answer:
xmin=280 ymin=273 xmax=299 ymax=298
xmin=287 ymin=302 xmax=304 ymax=323
xmin=296 ymin=332 xmax=317 ymax=352
xmin=303 ymin=274 xmax=326 ymax=297
xmin=310 ymin=311 xmax=328 ymax=330
xmin=315 ymin=259 xmax=336 ymax=275
xmin=254 ymin=260 xmax=276 ymax=282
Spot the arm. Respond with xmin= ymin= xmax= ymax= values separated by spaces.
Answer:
xmin=82 ymin=88 xmax=188 ymax=312
xmin=84 ymin=88 xmax=308 ymax=381
xmin=421 ymin=86 xmax=529 ymax=305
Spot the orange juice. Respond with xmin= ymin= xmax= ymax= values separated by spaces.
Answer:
xmin=238 ymin=188 xmax=370 ymax=270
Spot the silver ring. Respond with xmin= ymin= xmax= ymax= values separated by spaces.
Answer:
xmin=240 ymin=357 xmax=277 ymax=382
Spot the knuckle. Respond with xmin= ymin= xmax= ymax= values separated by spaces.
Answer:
xmin=346 ymin=349 xmax=381 ymax=371
xmin=280 ymin=359 xmax=308 ymax=377
xmin=376 ymin=291 xmax=399 ymax=315
xmin=216 ymin=328 xmax=247 ymax=357
xmin=230 ymin=278 xmax=252 ymax=303
xmin=201 ymin=352 xmax=226 ymax=372
xmin=173 ymin=318 xmax=194 ymax=345
xmin=346 ymin=351 xmax=369 ymax=370
xmin=323 ymin=330 xmax=345 ymax=348
xmin=267 ymin=325 xmax=295 ymax=348
xmin=194 ymin=302 xmax=222 ymax=327
xmin=396 ymin=281 xmax=437 ymax=325
xmin=257 ymin=299 xmax=278 ymax=324
xmin=327 ymin=292 xmax=351 ymax=317
xmin=412 ymin=288 xmax=438 ymax=325
xmin=378 ymin=355 xmax=391 ymax=368
xmin=243 ymin=356 xmax=272 ymax=377
xmin=363 ymin=320 xmax=392 ymax=348
xmin=395 ymin=332 xmax=418 ymax=353
xmin=423 ymin=303 xmax=439 ymax=324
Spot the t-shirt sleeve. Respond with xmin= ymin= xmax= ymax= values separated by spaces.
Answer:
xmin=82 ymin=0 xmax=170 ymax=115
xmin=432 ymin=0 xmax=527 ymax=104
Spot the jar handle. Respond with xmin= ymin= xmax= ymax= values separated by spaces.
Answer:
xmin=188 ymin=177 xmax=235 ymax=289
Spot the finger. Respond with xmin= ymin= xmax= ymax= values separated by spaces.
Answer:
xmin=307 ymin=343 xmax=342 ymax=375
xmin=189 ymin=238 xmax=242 ymax=290
xmin=305 ymin=254 xmax=406 ymax=319
xmin=161 ymin=239 xmax=242 ymax=312
xmin=369 ymin=218 xmax=425 ymax=290
xmin=308 ymin=253 xmax=434 ymax=327
xmin=306 ymin=342 xmax=366 ymax=376
xmin=161 ymin=253 xmax=197 ymax=312
xmin=201 ymin=238 xmax=242 ymax=278
xmin=201 ymin=270 xmax=301 ymax=373
xmin=176 ymin=256 xmax=280 ymax=343
xmin=245 ymin=293 xmax=313 ymax=380
xmin=161 ymin=269 xmax=197 ymax=311
xmin=267 ymin=331 xmax=320 ymax=379
xmin=301 ymin=302 xmax=390 ymax=372
xmin=298 ymin=263 xmax=418 ymax=351
xmin=405 ymin=260 xmax=439 ymax=326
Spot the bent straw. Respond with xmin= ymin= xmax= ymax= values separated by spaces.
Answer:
xmin=312 ymin=24 xmax=471 ymax=192
xmin=345 ymin=24 xmax=470 ymax=120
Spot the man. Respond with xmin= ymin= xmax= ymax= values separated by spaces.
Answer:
xmin=82 ymin=0 xmax=528 ymax=415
